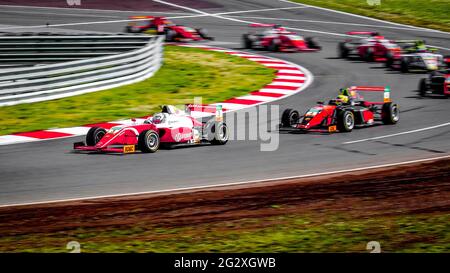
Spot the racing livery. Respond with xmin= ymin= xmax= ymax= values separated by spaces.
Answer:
xmin=242 ymin=23 xmax=321 ymax=52
xmin=280 ymin=86 xmax=399 ymax=133
xmin=125 ymin=16 xmax=213 ymax=42
xmin=385 ymin=40 xmax=446 ymax=73
xmin=418 ymin=69 xmax=450 ymax=97
xmin=73 ymin=105 xmax=228 ymax=154
xmin=338 ymin=31 xmax=401 ymax=62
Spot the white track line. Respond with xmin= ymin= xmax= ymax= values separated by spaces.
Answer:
xmin=343 ymin=122 xmax=450 ymax=144
xmin=1 ymin=154 xmax=449 ymax=208
xmin=0 ymin=10 xmax=120 ymax=18
xmin=0 ymin=6 xmax=307 ymax=31
xmin=0 ymin=4 xmax=195 ymax=15
xmin=228 ymin=15 xmax=447 ymax=33
xmin=279 ymin=0 xmax=450 ymax=35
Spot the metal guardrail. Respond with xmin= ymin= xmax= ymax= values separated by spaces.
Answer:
xmin=0 ymin=33 xmax=164 ymax=106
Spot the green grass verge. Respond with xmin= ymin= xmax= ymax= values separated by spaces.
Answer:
xmin=0 ymin=46 xmax=275 ymax=136
xmin=290 ymin=0 xmax=450 ymax=32
xmin=2 ymin=212 xmax=449 ymax=252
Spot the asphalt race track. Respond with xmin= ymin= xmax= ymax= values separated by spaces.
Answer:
xmin=0 ymin=0 xmax=449 ymax=206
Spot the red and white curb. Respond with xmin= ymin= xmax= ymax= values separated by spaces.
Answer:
xmin=0 ymin=45 xmax=313 ymax=146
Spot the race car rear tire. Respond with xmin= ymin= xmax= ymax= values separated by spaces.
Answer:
xmin=164 ymin=29 xmax=177 ymax=42
xmin=305 ymin=37 xmax=321 ymax=49
xmin=138 ymin=130 xmax=160 ymax=153
xmin=86 ymin=127 xmax=107 ymax=146
xmin=338 ymin=42 xmax=348 ymax=58
xmin=419 ymin=78 xmax=428 ymax=97
xmin=197 ymin=28 xmax=214 ymax=40
xmin=337 ymin=111 xmax=354 ymax=132
xmin=210 ymin=122 xmax=229 ymax=145
xmin=382 ymin=102 xmax=400 ymax=124
xmin=281 ymin=108 xmax=300 ymax=128
xmin=242 ymin=34 xmax=253 ymax=49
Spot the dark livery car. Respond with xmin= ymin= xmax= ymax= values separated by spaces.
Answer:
xmin=419 ymin=69 xmax=450 ymax=97
xmin=280 ymin=86 xmax=399 ymax=133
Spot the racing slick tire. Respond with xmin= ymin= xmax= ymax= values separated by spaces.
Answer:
xmin=138 ymin=130 xmax=160 ymax=153
xmin=338 ymin=42 xmax=348 ymax=58
xmin=125 ymin=26 xmax=140 ymax=33
xmin=242 ymin=34 xmax=253 ymax=49
xmin=281 ymin=108 xmax=300 ymax=128
xmin=385 ymin=54 xmax=394 ymax=68
xmin=305 ymin=37 xmax=321 ymax=49
xmin=86 ymin=127 xmax=107 ymax=146
xmin=268 ymin=39 xmax=280 ymax=52
xmin=364 ymin=48 xmax=374 ymax=62
xmin=337 ymin=110 xmax=355 ymax=132
xmin=419 ymin=78 xmax=428 ymax=97
xmin=210 ymin=122 xmax=229 ymax=145
xmin=382 ymin=102 xmax=400 ymax=125
xmin=164 ymin=29 xmax=177 ymax=42
xmin=197 ymin=28 xmax=214 ymax=40
xmin=400 ymin=59 xmax=410 ymax=73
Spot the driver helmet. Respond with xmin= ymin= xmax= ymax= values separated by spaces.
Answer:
xmin=152 ymin=113 xmax=166 ymax=124
xmin=337 ymin=94 xmax=349 ymax=104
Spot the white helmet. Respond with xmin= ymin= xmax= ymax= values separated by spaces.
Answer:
xmin=152 ymin=113 xmax=165 ymax=124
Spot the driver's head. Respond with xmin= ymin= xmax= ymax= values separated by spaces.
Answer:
xmin=337 ymin=94 xmax=349 ymax=104
xmin=152 ymin=113 xmax=165 ymax=124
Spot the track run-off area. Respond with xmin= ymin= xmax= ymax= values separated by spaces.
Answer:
xmin=0 ymin=0 xmax=449 ymax=206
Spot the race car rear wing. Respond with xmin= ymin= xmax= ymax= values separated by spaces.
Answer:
xmin=186 ymin=104 xmax=224 ymax=121
xmin=346 ymin=31 xmax=379 ymax=36
xmin=349 ymin=86 xmax=391 ymax=103
xmin=249 ymin=23 xmax=277 ymax=28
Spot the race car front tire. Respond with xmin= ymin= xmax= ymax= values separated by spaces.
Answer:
xmin=86 ymin=127 xmax=107 ymax=146
xmin=210 ymin=122 xmax=229 ymax=145
xmin=138 ymin=130 xmax=160 ymax=153
xmin=382 ymin=102 xmax=400 ymax=124
xmin=400 ymin=59 xmax=409 ymax=73
xmin=242 ymin=34 xmax=253 ymax=49
xmin=337 ymin=110 xmax=354 ymax=132
xmin=385 ymin=54 xmax=394 ymax=68
xmin=419 ymin=78 xmax=428 ymax=97
xmin=338 ymin=42 xmax=348 ymax=58
xmin=281 ymin=108 xmax=300 ymax=128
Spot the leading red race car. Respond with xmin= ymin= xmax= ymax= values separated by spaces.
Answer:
xmin=242 ymin=23 xmax=321 ymax=52
xmin=338 ymin=31 xmax=401 ymax=62
xmin=125 ymin=16 xmax=213 ymax=42
xmin=280 ymin=86 xmax=399 ymax=133
xmin=73 ymin=105 xmax=228 ymax=154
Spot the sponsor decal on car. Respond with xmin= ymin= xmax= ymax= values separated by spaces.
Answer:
xmin=123 ymin=145 xmax=135 ymax=153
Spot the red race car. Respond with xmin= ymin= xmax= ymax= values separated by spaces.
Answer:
xmin=280 ymin=86 xmax=399 ymax=133
xmin=419 ymin=69 xmax=450 ymax=97
xmin=242 ymin=23 xmax=321 ymax=52
xmin=338 ymin=31 xmax=401 ymax=62
xmin=73 ymin=105 xmax=228 ymax=154
xmin=125 ymin=16 xmax=213 ymax=42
